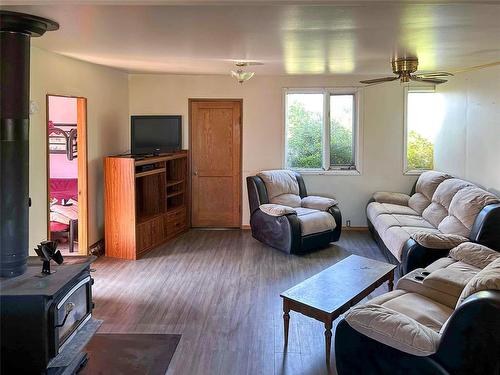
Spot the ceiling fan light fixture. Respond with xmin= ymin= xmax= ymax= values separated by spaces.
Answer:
xmin=231 ymin=69 xmax=254 ymax=84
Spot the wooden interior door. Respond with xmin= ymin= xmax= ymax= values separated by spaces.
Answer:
xmin=190 ymin=100 xmax=242 ymax=227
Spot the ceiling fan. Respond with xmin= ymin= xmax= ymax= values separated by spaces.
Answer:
xmin=360 ymin=57 xmax=453 ymax=85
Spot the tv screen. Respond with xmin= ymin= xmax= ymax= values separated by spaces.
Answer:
xmin=131 ymin=115 xmax=182 ymax=155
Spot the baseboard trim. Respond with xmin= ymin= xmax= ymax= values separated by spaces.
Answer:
xmin=240 ymin=224 xmax=368 ymax=231
xmin=342 ymin=226 xmax=369 ymax=231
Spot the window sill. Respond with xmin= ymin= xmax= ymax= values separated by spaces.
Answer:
xmin=404 ymin=169 xmax=428 ymax=176
xmin=292 ymin=169 xmax=361 ymax=176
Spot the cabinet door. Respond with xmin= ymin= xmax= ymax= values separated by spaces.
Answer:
xmin=151 ymin=216 xmax=166 ymax=245
xmin=136 ymin=222 xmax=152 ymax=253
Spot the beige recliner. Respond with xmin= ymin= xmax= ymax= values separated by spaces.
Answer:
xmin=335 ymin=242 xmax=500 ymax=375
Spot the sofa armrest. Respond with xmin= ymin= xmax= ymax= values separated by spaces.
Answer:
xmin=372 ymin=191 xmax=411 ymax=206
xmin=345 ymin=304 xmax=440 ymax=356
xmin=410 ymin=232 xmax=468 ymax=249
xmin=259 ymin=204 xmax=296 ymax=217
xmin=435 ymin=291 xmax=500 ymax=375
xmin=301 ymin=196 xmax=338 ymax=211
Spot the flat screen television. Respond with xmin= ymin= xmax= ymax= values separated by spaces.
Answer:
xmin=131 ymin=115 xmax=182 ymax=155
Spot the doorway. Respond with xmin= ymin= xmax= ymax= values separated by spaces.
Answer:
xmin=189 ymin=99 xmax=242 ymax=228
xmin=46 ymin=95 xmax=88 ymax=255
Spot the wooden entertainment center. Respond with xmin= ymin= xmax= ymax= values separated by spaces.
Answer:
xmin=104 ymin=151 xmax=188 ymax=259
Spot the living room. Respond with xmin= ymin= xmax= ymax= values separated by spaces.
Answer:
xmin=0 ymin=2 xmax=499 ymax=375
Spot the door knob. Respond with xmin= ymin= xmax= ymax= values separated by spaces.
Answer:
xmin=193 ymin=171 xmax=198 ymax=176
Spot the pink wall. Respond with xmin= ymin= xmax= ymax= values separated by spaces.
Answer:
xmin=48 ymin=96 xmax=78 ymax=179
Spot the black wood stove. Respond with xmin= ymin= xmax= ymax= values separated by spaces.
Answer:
xmin=0 ymin=11 xmax=100 ymax=374
xmin=1 ymin=257 xmax=99 ymax=374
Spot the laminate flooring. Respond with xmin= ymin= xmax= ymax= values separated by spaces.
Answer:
xmin=92 ymin=229 xmax=393 ymax=375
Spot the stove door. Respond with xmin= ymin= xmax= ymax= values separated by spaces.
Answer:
xmin=55 ymin=276 xmax=92 ymax=352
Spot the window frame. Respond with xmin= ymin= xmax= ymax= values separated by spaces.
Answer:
xmin=403 ymin=85 xmax=436 ymax=176
xmin=283 ymin=87 xmax=362 ymax=175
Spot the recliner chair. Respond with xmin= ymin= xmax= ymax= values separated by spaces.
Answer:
xmin=335 ymin=242 xmax=500 ymax=375
xmin=247 ymin=170 xmax=341 ymax=254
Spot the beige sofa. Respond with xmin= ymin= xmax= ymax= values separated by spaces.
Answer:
xmin=367 ymin=171 xmax=500 ymax=273
xmin=335 ymin=242 xmax=500 ymax=375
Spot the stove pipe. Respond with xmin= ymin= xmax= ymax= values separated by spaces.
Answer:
xmin=0 ymin=11 xmax=58 ymax=278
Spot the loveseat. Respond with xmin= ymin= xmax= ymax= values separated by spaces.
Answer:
xmin=247 ymin=170 xmax=341 ymax=254
xmin=367 ymin=171 xmax=500 ymax=274
xmin=335 ymin=242 xmax=500 ymax=375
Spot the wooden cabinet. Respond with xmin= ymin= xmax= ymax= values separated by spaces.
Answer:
xmin=104 ymin=151 xmax=189 ymax=260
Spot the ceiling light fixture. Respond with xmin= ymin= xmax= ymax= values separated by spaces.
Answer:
xmin=231 ymin=61 xmax=259 ymax=84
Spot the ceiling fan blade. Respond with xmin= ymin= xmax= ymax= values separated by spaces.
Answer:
xmin=415 ymin=71 xmax=454 ymax=78
xmin=410 ymin=76 xmax=447 ymax=84
xmin=359 ymin=76 xmax=399 ymax=84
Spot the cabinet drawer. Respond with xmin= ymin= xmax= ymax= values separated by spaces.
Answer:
xmin=166 ymin=209 xmax=186 ymax=223
xmin=166 ymin=216 xmax=187 ymax=237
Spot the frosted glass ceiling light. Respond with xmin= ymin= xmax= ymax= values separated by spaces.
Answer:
xmin=230 ymin=61 xmax=261 ymax=84
xmin=231 ymin=69 xmax=255 ymax=84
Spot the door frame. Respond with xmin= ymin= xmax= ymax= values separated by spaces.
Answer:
xmin=46 ymin=94 xmax=89 ymax=255
xmin=188 ymin=98 xmax=243 ymax=228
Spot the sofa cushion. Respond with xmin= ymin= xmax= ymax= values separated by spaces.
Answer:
xmin=367 ymin=202 xmax=419 ymax=224
xmin=259 ymin=204 xmax=296 ymax=217
xmin=421 ymin=179 xmax=473 ymax=227
xmin=438 ymin=186 xmax=500 ymax=237
xmin=449 ymin=242 xmax=500 ymax=269
xmin=375 ymin=291 xmax=453 ymax=332
xmin=296 ymin=210 xmax=336 ymax=236
xmin=380 ymin=226 xmax=441 ymax=261
xmin=408 ymin=171 xmax=452 ymax=214
xmin=301 ymin=196 xmax=338 ymax=211
xmin=373 ymin=192 xmax=411 ymax=206
xmin=271 ymin=193 xmax=301 ymax=207
xmin=457 ymin=257 xmax=500 ymax=307
xmin=257 ymin=170 xmax=300 ymax=204
xmin=345 ymin=304 xmax=441 ymax=356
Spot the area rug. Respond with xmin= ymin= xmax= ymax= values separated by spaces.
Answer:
xmin=80 ymin=334 xmax=181 ymax=375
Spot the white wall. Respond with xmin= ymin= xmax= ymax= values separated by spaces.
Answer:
xmin=435 ymin=64 xmax=500 ymax=195
xmin=29 ymin=47 xmax=129 ymax=251
xmin=129 ymin=74 xmax=418 ymax=226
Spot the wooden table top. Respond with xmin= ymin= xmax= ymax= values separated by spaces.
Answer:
xmin=280 ymin=255 xmax=396 ymax=315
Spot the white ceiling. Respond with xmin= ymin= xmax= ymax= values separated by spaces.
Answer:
xmin=3 ymin=1 xmax=500 ymax=75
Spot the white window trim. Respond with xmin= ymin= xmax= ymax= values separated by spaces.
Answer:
xmin=283 ymin=87 xmax=363 ymax=176
xmin=403 ymin=85 xmax=436 ymax=176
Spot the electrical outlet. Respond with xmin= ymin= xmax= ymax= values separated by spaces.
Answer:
xmin=346 ymin=220 xmax=351 ymax=228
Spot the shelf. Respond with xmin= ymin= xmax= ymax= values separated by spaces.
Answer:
xmin=166 ymin=179 xmax=185 ymax=187
xmin=167 ymin=191 xmax=184 ymax=198
xmin=135 ymin=168 xmax=166 ymax=178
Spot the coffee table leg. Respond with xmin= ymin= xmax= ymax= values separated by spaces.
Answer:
xmin=324 ymin=320 xmax=332 ymax=368
xmin=388 ymin=271 xmax=394 ymax=291
xmin=283 ymin=300 xmax=290 ymax=348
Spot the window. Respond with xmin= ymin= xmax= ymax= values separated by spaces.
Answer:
xmin=404 ymin=87 xmax=441 ymax=174
xmin=285 ymin=89 xmax=360 ymax=173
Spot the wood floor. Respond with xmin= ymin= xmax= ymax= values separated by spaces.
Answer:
xmin=92 ymin=229 xmax=393 ymax=375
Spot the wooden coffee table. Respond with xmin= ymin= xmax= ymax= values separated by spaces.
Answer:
xmin=280 ymin=255 xmax=396 ymax=368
